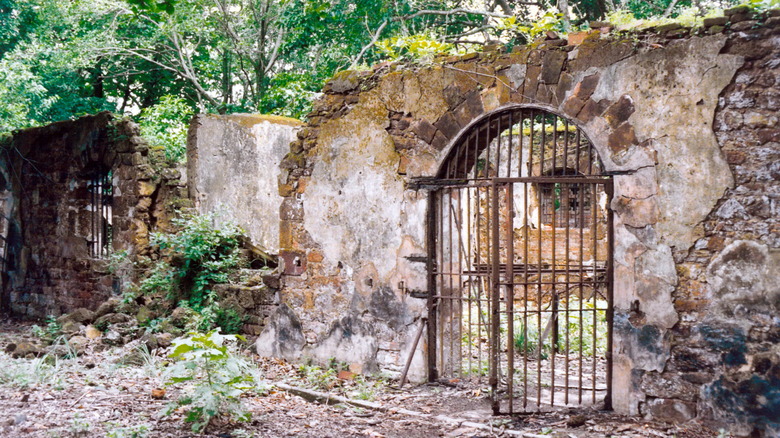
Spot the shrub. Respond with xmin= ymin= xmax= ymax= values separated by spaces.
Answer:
xmin=140 ymin=213 xmax=245 ymax=312
xmin=163 ymin=330 xmax=260 ymax=433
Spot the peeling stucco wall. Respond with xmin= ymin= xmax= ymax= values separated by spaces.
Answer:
xmin=187 ymin=114 xmax=302 ymax=253
xmin=258 ymin=17 xmax=778 ymax=435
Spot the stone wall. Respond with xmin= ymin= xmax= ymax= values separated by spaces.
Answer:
xmin=262 ymin=9 xmax=778 ymax=435
xmin=187 ymin=114 xmax=302 ymax=254
xmin=0 ymin=112 xmax=181 ymax=318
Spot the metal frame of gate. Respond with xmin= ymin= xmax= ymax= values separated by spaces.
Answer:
xmin=426 ymin=107 xmax=614 ymax=414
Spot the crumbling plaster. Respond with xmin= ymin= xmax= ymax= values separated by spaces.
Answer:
xmin=261 ymin=27 xmax=779 ymax=429
xmin=188 ymin=114 xmax=302 ymax=253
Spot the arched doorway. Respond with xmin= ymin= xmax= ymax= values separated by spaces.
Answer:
xmin=427 ymin=106 xmax=614 ymax=414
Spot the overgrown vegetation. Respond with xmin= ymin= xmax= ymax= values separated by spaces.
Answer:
xmin=137 ymin=95 xmax=193 ymax=164
xmin=2 ymin=0 xmax=766 ymax=133
xmin=163 ymin=330 xmax=263 ymax=433
xmin=124 ymin=212 xmax=249 ymax=333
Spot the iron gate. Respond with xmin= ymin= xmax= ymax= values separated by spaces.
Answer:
xmin=426 ymin=107 xmax=613 ymax=414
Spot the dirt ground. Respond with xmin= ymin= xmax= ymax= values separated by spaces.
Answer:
xmin=0 ymin=322 xmax=721 ymax=438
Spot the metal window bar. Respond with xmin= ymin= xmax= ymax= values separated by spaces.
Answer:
xmin=88 ymin=171 xmax=113 ymax=258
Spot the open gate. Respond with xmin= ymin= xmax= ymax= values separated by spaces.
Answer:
xmin=427 ymin=107 xmax=613 ymax=414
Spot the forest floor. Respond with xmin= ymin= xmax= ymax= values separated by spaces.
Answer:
xmin=0 ymin=322 xmax=721 ymax=438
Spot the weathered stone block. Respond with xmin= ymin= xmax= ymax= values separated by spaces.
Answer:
xmin=539 ymin=50 xmax=567 ymax=84
xmin=642 ymin=398 xmax=696 ymax=423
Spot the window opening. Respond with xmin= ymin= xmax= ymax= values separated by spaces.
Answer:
xmin=88 ymin=170 xmax=113 ymax=258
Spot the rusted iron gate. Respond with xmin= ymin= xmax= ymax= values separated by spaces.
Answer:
xmin=426 ymin=107 xmax=614 ymax=414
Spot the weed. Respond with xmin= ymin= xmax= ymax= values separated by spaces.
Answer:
xmin=105 ymin=422 xmax=151 ymax=438
xmin=68 ymin=413 xmax=90 ymax=436
xmin=0 ymin=352 xmax=65 ymax=388
xmin=163 ymin=330 xmax=260 ymax=433
xmin=32 ymin=315 xmax=62 ymax=342
xmin=298 ymin=363 xmax=338 ymax=390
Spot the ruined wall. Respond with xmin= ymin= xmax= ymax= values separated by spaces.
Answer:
xmin=0 ymin=113 xmax=180 ymax=317
xmin=260 ymin=10 xmax=777 ymax=434
xmin=187 ymin=114 xmax=302 ymax=254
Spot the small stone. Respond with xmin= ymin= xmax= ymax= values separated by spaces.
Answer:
xmin=731 ymin=20 xmax=757 ymax=31
xmin=57 ymin=308 xmax=95 ymax=325
xmin=729 ymin=12 xmax=754 ymax=23
xmin=708 ymin=25 xmax=725 ymax=34
xmin=68 ymin=336 xmax=89 ymax=354
xmin=589 ymin=21 xmax=611 ymax=29
xmin=155 ymin=333 xmax=173 ymax=348
xmin=60 ymin=320 xmax=82 ymax=335
xmin=14 ymin=414 xmax=26 ymax=425
xmin=102 ymin=329 xmax=124 ymax=346
xmin=135 ymin=306 xmax=153 ymax=325
xmin=703 ymin=16 xmax=728 ymax=27
xmin=85 ymin=325 xmax=101 ymax=340
xmin=337 ymin=370 xmax=356 ymax=380
xmin=94 ymin=312 xmax=133 ymax=328
xmin=567 ymin=414 xmax=587 ymax=427
xmin=724 ymin=5 xmax=750 ymax=16
xmin=655 ymin=22 xmax=682 ymax=33
xmin=10 ymin=342 xmax=42 ymax=358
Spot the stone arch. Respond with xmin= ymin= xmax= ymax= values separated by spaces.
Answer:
xmin=434 ymin=103 xmax=609 ymax=179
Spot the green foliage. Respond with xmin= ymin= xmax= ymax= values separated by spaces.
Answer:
xmin=0 ymin=353 xmax=64 ymax=388
xmin=740 ymin=0 xmax=780 ymax=10
xmin=515 ymin=11 xmax=565 ymax=41
xmin=137 ymin=95 xmax=193 ymax=164
xmin=105 ymin=423 xmax=151 ymax=438
xmin=512 ymin=298 xmax=608 ymax=359
xmin=141 ymin=213 xmax=244 ymax=311
xmin=68 ymin=413 xmax=91 ymax=436
xmin=376 ymin=33 xmax=455 ymax=62
xmin=163 ymin=330 xmax=259 ymax=433
xmin=297 ymin=363 xmax=338 ymax=390
xmin=31 ymin=315 xmax=62 ymax=342
xmin=213 ymin=306 xmax=247 ymax=334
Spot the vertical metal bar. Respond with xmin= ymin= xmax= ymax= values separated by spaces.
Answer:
xmin=92 ymin=176 xmax=97 ymax=257
xmin=496 ymin=115 xmax=502 ymax=178
xmin=528 ymin=111 xmax=534 ymax=179
xmin=564 ymin=182 xmax=571 ymax=405
xmin=439 ymin=189 xmax=445 ymax=376
xmin=427 ymin=190 xmax=438 ymax=382
xmin=447 ymin=188 xmax=454 ymax=377
xmin=563 ymin=120 xmax=570 ymax=176
xmin=575 ymin=128 xmax=582 ymax=176
xmin=591 ymin=183 xmax=598 ymax=404
xmin=475 ymin=177 xmax=483 ymax=382
xmin=506 ymin=183 xmax=515 ymax=413
xmin=490 ymin=180 xmax=501 ymax=414
xmin=578 ymin=177 xmax=585 ymax=405
xmin=604 ymin=181 xmax=614 ymax=410
xmin=466 ymin=185 xmax=473 ymax=378
xmin=456 ymin=188 xmax=463 ymax=378
xmin=523 ymin=176 xmax=530 ymax=410
xmin=539 ymin=113 xmax=546 ymax=410
xmin=507 ymin=112 xmax=514 ymax=178
xmin=550 ymin=118 xmax=558 ymax=407
xmin=551 ymin=115 xmax=558 ymax=177
xmin=485 ymin=116 xmax=493 ymax=178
